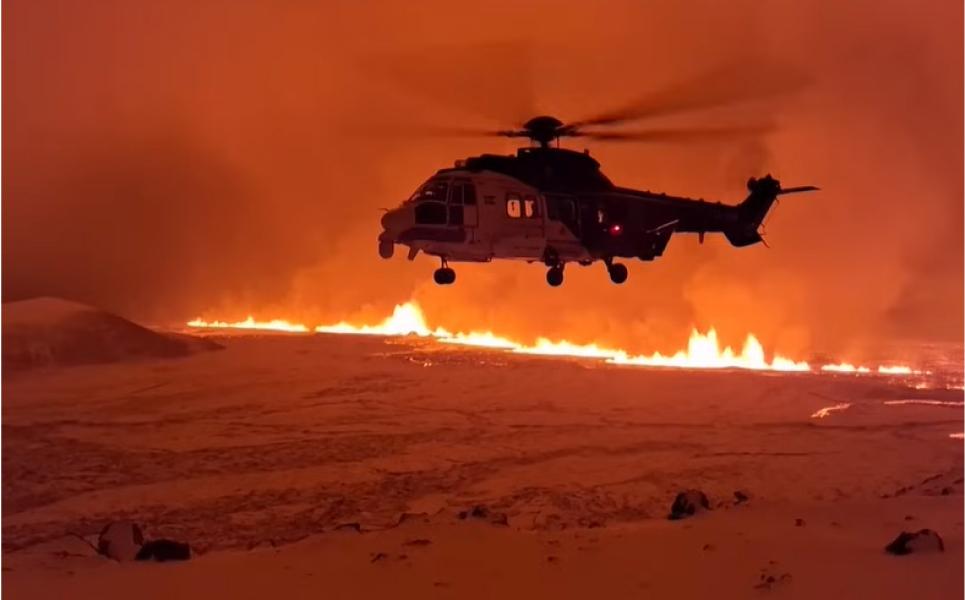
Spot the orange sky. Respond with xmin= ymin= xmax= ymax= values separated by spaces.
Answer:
xmin=3 ymin=0 xmax=963 ymax=361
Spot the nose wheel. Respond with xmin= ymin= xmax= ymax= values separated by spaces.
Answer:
xmin=433 ymin=258 xmax=456 ymax=285
xmin=546 ymin=265 xmax=564 ymax=287
xmin=605 ymin=260 xmax=628 ymax=284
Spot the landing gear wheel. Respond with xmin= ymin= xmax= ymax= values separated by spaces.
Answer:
xmin=608 ymin=263 xmax=628 ymax=284
xmin=433 ymin=267 xmax=456 ymax=285
xmin=546 ymin=266 xmax=564 ymax=287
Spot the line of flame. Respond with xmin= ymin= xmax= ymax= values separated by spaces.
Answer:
xmin=315 ymin=303 xmax=811 ymax=370
xmin=186 ymin=316 xmax=309 ymax=333
xmin=187 ymin=302 xmax=923 ymax=375
xmin=821 ymin=363 xmax=921 ymax=375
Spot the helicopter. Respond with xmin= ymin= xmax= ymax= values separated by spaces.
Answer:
xmin=377 ymin=100 xmax=818 ymax=287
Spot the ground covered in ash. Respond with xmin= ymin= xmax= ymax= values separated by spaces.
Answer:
xmin=3 ymin=332 xmax=963 ymax=598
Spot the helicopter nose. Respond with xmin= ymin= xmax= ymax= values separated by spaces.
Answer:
xmin=379 ymin=207 xmax=411 ymax=260
xmin=380 ymin=207 xmax=409 ymax=233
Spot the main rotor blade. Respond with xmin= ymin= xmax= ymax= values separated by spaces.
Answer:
xmin=576 ymin=123 xmax=775 ymax=143
xmin=357 ymin=40 xmax=537 ymax=127
xmin=415 ymin=126 xmax=516 ymax=138
xmin=566 ymin=60 xmax=810 ymax=129
xmin=347 ymin=119 xmax=531 ymax=141
xmin=409 ymin=126 xmax=531 ymax=139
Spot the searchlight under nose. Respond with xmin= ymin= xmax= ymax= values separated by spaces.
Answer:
xmin=379 ymin=206 xmax=413 ymax=259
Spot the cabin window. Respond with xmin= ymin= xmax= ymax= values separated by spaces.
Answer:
xmin=414 ymin=201 xmax=447 ymax=225
xmin=546 ymin=195 xmax=578 ymax=224
xmin=560 ymin=198 xmax=576 ymax=222
xmin=506 ymin=193 xmax=522 ymax=218
xmin=524 ymin=195 xmax=539 ymax=218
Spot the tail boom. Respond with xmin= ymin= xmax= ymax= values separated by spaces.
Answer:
xmin=725 ymin=175 xmax=818 ymax=247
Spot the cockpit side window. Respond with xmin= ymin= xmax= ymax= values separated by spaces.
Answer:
xmin=449 ymin=184 xmax=463 ymax=204
xmin=462 ymin=182 xmax=477 ymax=205
xmin=409 ymin=179 xmax=450 ymax=203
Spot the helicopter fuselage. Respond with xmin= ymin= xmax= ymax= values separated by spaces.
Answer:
xmin=378 ymin=147 xmax=814 ymax=286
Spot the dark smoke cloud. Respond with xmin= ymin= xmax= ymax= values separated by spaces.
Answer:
xmin=4 ymin=0 xmax=961 ymax=360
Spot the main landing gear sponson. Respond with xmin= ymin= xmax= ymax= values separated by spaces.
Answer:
xmin=433 ymin=258 xmax=456 ymax=285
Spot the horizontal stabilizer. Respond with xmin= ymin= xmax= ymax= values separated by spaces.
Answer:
xmin=777 ymin=185 xmax=820 ymax=195
xmin=724 ymin=228 xmax=763 ymax=247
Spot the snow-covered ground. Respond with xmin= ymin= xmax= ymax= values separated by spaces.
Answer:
xmin=3 ymin=330 xmax=963 ymax=598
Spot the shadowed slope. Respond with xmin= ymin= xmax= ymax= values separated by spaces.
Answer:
xmin=2 ymin=297 xmax=220 ymax=371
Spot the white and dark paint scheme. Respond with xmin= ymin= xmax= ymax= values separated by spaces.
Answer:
xmin=378 ymin=116 xmax=817 ymax=286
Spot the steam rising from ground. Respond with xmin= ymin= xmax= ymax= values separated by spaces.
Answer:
xmin=4 ymin=0 xmax=962 ymax=362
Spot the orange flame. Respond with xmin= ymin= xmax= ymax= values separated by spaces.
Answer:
xmin=186 ymin=316 xmax=309 ymax=333
xmin=187 ymin=301 xmax=921 ymax=376
xmin=309 ymin=303 xmax=809 ymax=370
xmin=821 ymin=363 xmax=921 ymax=375
xmin=820 ymin=363 xmax=872 ymax=374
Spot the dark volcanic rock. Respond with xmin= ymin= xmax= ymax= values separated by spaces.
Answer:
xmin=97 ymin=521 xmax=144 ymax=561
xmin=885 ymin=529 xmax=945 ymax=555
xmin=135 ymin=539 xmax=191 ymax=562
xmin=668 ymin=490 xmax=710 ymax=520
xmin=458 ymin=505 xmax=490 ymax=520
xmin=396 ymin=512 xmax=430 ymax=526
xmin=458 ymin=505 xmax=509 ymax=526
xmin=490 ymin=512 xmax=510 ymax=526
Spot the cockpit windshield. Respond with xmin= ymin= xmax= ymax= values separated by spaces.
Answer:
xmin=408 ymin=179 xmax=449 ymax=204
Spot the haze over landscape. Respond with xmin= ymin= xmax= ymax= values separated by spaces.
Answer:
xmin=4 ymin=0 xmax=963 ymax=361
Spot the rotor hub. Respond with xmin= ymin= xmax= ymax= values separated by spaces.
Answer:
xmin=522 ymin=115 xmax=565 ymax=147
